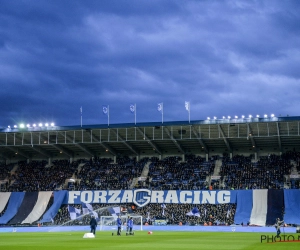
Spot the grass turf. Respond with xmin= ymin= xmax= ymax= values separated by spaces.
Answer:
xmin=0 ymin=231 xmax=299 ymax=250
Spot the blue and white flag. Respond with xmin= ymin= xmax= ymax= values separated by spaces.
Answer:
xmin=146 ymin=212 xmax=150 ymax=222
xmin=185 ymin=101 xmax=190 ymax=112
xmin=82 ymin=203 xmax=93 ymax=215
xmin=130 ymin=104 xmax=135 ymax=113
xmin=82 ymin=203 xmax=98 ymax=218
xmin=157 ymin=103 xmax=163 ymax=113
xmin=68 ymin=205 xmax=81 ymax=220
xmin=108 ymin=206 xmax=120 ymax=217
xmin=186 ymin=207 xmax=200 ymax=217
xmin=161 ymin=203 xmax=166 ymax=216
xmin=102 ymin=105 xmax=109 ymax=115
xmin=91 ymin=211 xmax=99 ymax=219
xmin=226 ymin=205 xmax=231 ymax=218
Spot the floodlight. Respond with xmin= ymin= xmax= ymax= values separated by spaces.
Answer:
xmin=20 ymin=124 xmax=25 ymax=128
xmin=228 ymin=116 xmax=231 ymax=119
xmin=235 ymin=116 xmax=238 ymax=119
xmin=222 ymin=116 xmax=225 ymax=119
xmin=26 ymin=124 xmax=30 ymax=128
xmin=45 ymin=123 xmax=49 ymax=127
xmin=271 ymin=114 xmax=275 ymax=117
xmin=264 ymin=114 xmax=268 ymax=118
xmin=39 ymin=123 xmax=43 ymax=127
xmin=256 ymin=115 xmax=260 ymax=118
xmin=50 ymin=122 xmax=55 ymax=126
xmin=207 ymin=117 xmax=210 ymax=120
xmin=33 ymin=124 xmax=36 ymax=127
xmin=242 ymin=115 xmax=245 ymax=119
xmin=249 ymin=115 xmax=252 ymax=118
xmin=14 ymin=125 xmax=17 ymax=128
xmin=214 ymin=116 xmax=217 ymax=120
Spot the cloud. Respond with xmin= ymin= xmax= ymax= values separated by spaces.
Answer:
xmin=0 ymin=0 xmax=299 ymax=127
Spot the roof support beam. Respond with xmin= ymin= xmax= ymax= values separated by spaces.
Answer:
xmin=136 ymin=127 xmax=162 ymax=155
xmin=7 ymin=133 xmax=52 ymax=158
xmin=218 ymin=124 xmax=232 ymax=152
xmin=88 ymin=131 xmax=117 ymax=156
xmin=59 ymin=132 xmax=95 ymax=157
xmin=276 ymin=122 xmax=282 ymax=152
xmin=247 ymin=123 xmax=257 ymax=151
xmin=76 ymin=143 xmax=94 ymax=157
xmin=6 ymin=146 xmax=30 ymax=159
xmin=38 ymin=134 xmax=74 ymax=158
xmin=0 ymin=138 xmax=31 ymax=159
xmin=191 ymin=126 xmax=208 ymax=153
xmin=163 ymin=127 xmax=185 ymax=154
xmin=51 ymin=144 xmax=74 ymax=158
xmin=111 ymin=129 xmax=139 ymax=156
xmin=30 ymin=145 xmax=52 ymax=158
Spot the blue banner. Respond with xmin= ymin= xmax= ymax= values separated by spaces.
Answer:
xmin=284 ymin=189 xmax=300 ymax=224
xmin=65 ymin=189 xmax=235 ymax=207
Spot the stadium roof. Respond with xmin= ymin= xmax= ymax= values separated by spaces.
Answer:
xmin=1 ymin=116 xmax=300 ymax=160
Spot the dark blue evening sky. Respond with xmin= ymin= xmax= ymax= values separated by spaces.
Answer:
xmin=0 ymin=0 xmax=299 ymax=127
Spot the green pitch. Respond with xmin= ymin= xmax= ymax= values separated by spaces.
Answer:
xmin=0 ymin=231 xmax=299 ymax=250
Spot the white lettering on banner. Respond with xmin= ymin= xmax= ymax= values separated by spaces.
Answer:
xmin=68 ymin=191 xmax=81 ymax=204
xmin=217 ymin=190 xmax=230 ymax=203
xmin=108 ymin=190 xmax=121 ymax=203
xmin=202 ymin=191 xmax=216 ymax=204
xmin=67 ymin=189 xmax=232 ymax=206
xmin=164 ymin=190 xmax=179 ymax=203
xmin=180 ymin=191 xmax=193 ymax=203
xmin=81 ymin=191 xmax=93 ymax=203
xmin=193 ymin=191 xmax=201 ymax=204
xmin=93 ymin=191 xmax=107 ymax=203
xmin=151 ymin=191 xmax=164 ymax=203
xmin=121 ymin=190 xmax=133 ymax=203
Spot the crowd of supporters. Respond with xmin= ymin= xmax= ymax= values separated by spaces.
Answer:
xmin=136 ymin=203 xmax=236 ymax=226
xmin=7 ymin=160 xmax=78 ymax=192
xmin=0 ymin=151 xmax=299 ymax=192
xmin=0 ymin=151 xmax=299 ymax=226
xmin=220 ymin=153 xmax=294 ymax=190
xmin=76 ymin=156 xmax=147 ymax=190
xmin=145 ymin=155 xmax=215 ymax=190
xmin=46 ymin=203 xmax=236 ymax=227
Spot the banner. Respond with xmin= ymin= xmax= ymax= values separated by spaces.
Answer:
xmin=66 ymin=190 xmax=233 ymax=207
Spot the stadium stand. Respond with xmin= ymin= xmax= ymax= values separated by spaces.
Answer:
xmin=1 ymin=151 xmax=299 ymax=226
xmin=8 ymin=160 xmax=78 ymax=192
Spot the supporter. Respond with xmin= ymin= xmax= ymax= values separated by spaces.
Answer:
xmin=8 ymin=160 xmax=78 ymax=192
xmin=2 ymin=151 xmax=300 ymax=227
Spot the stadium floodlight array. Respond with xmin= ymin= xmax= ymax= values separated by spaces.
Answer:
xmin=210 ymin=114 xmax=276 ymax=120
xmin=99 ymin=215 xmax=143 ymax=232
xmin=10 ymin=122 xmax=55 ymax=129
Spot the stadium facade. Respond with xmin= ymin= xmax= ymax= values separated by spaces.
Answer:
xmin=0 ymin=116 xmax=300 ymax=163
